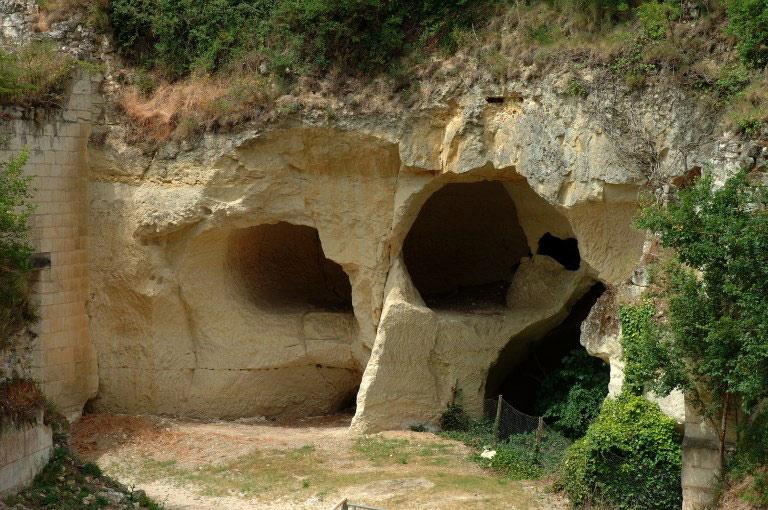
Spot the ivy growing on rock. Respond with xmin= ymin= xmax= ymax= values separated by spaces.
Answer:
xmin=0 ymin=150 xmax=34 ymax=345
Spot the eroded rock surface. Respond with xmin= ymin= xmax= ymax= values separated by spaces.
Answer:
xmin=88 ymin=80 xmax=745 ymax=430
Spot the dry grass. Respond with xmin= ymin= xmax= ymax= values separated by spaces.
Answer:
xmin=0 ymin=378 xmax=45 ymax=429
xmin=724 ymin=74 xmax=768 ymax=134
xmin=119 ymin=72 xmax=279 ymax=141
xmin=36 ymin=0 xmax=109 ymax=32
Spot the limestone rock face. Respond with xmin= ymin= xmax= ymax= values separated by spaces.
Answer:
xmin=88 ymin=80 xmax=738 ymax=429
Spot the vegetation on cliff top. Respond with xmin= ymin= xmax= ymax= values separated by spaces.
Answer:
xmin=33 ymin=0 xmax=754 ymax=140
xmin=0 ymin=42 xmax=78 ymax=108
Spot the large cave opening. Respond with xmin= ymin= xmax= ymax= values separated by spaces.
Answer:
xmin=402 ymin=180 xmax=530 ymax=310
xmin=486 ymin=283 xmax=609 ymax=434
xmin=227 ymin=222 xmax=353 ymax=311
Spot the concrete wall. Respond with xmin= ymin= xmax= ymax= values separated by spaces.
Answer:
xmin=0 ymin=71 xmax=100 ymax=419
xmin=0 ymin=412 xmax=53 ymax=494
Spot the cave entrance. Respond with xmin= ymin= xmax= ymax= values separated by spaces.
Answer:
xmin=402 ymin=180 xmax=530 ymax=311
xmin=486 ymin=283 xmax=609 ymax=428
xmin=228 ymin=222 xmax=353 ymax=311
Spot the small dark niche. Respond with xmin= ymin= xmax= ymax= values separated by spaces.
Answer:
xmin=537 ymin=233 xmax=580 ymax=271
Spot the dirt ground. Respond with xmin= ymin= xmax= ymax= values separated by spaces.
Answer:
xmin=71 ymin=413 xmax=568 ymax=510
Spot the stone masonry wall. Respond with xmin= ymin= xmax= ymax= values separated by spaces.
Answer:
xmin=0 ymin=412 xmax=52 ymax=494
xmin=0 ymin=71 xmax=100 ymax=420
xmin=681 ymin=400 xmax=739 ymax=510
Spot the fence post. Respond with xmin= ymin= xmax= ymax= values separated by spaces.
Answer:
xmin=534 ymin=416 xmax=544 ymax=460
xmin=493 ymin=394 xmax=503 ymax=440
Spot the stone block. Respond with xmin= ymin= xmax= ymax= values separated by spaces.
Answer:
xmin=682 ymin=465 xmax=718 ymax=488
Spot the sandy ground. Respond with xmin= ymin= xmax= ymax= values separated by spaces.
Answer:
xmin=71 ymin=413 xmax=568 ymax=510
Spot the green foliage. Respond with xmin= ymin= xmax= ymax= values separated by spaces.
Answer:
xmin=108 ymin=0 xmax=487 ymax=79
xmin=534 ymin=349 xmax=609 ymax=438
xmin=12 ymin=446 xmax=163 ymax=509
xmin=81 ymin=462 xmax=103 ymax=477
xmin=636 ymin=1 xmax=680 ymax=40
xmin=1 ymin=150 xmax=35 ymax=344
xmin=440 ymin=398 xmax=571 ymax=480
xmin=488 ymin=431 xmax=571 ymax=479
xmin=727 ymin=0 xmax=768 ymax=67
xmin=619 ymin=303 xmax=665 ymax=396
xmin=736 ymin=116 xmax=763 ymax=135
xmin=0 ymin=42 xmax=76 ymax=107
xmin=565 ymin=78 xmax=589 ymax=97
xmin=635 ymin=170 xmax=768 ymax=416
xmin=714 ymin=64 xmax=751 ymax=99
xmin=560 ymin=394 xmax=682 ymax=510
xmin=440 ymin=390 xmax=474 ymax=432
xmin=741 ymin=470 xmax=768 ymax=506
xmin=728 ymin=405 xmax=768 ymax=503
xmin=442 ymin=417 xmax=571 ymax=480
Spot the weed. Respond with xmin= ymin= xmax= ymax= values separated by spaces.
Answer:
xmin=565 ymin=78 xmax=589 ymax=98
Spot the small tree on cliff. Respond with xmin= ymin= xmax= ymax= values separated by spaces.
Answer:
xmin=630 ymin=169 xmax=768 ymax=470
xmin=0 ymin=149 xmax=34 ymax=344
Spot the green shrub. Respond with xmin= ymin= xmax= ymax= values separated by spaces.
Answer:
xmin=108 ymin=0 xmax=487 ymax=79
xmin=440 ymin=392 xmax=474 ymax=432
xmin=727 ymin=0 xmax=768 ymax=67
xmin=440 ymin=399 xmax=572 ymax=480
xmin=488 ymin=431 xmax=571 ymax=479
xmin=565 ymin=78 xmax=589 ymax=97
xmin=0 ymin=43 xmax=76 ymax=107
xmin=80 ymin=462 xmax=102 ymax=477
xmin=0 ymin=150 xmax=35 ymax=344
xmin=714 ymin=64 xmax=751 ymax=98
xmin=736 ymin=116 xmax=762 ymax=135
xmin=560 ymin=394 xmax=682 ymax=510
xmin=534 ymin=349 xmax=609 ymax=438
xmin=636 ymin=1 xmax=680 ymax=40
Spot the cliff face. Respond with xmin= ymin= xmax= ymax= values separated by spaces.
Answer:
xmin=2 ymin=0 xmax=765 ymax=434
xmin=85 ymin=76 xmax=758 ymax=430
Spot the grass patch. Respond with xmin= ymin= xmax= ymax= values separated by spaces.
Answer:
xmin=354 ymin=435 xmax=454 ymax=467
xmin=0 ymin=42 xmax=78 ymax=108
xmin=441 ymin=420 xmax=571 ymax=480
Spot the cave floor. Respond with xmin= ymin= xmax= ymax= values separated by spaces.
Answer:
xmin=71 ymin=413 xmax=567 ymax=510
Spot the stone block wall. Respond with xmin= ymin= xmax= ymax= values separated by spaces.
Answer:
xmin=681 ymin=400 xmax=739 ymax=510
xmin=0 ymin=412 xmax=53 ymax=494
xmin=0 ymin=71 xmax=100 ymax=420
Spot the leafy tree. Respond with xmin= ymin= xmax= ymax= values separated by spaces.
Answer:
xmin=631 ymin=170 xmax=768 ymax=468
xmin=0 ymin=150 xmax=34 ymax=344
